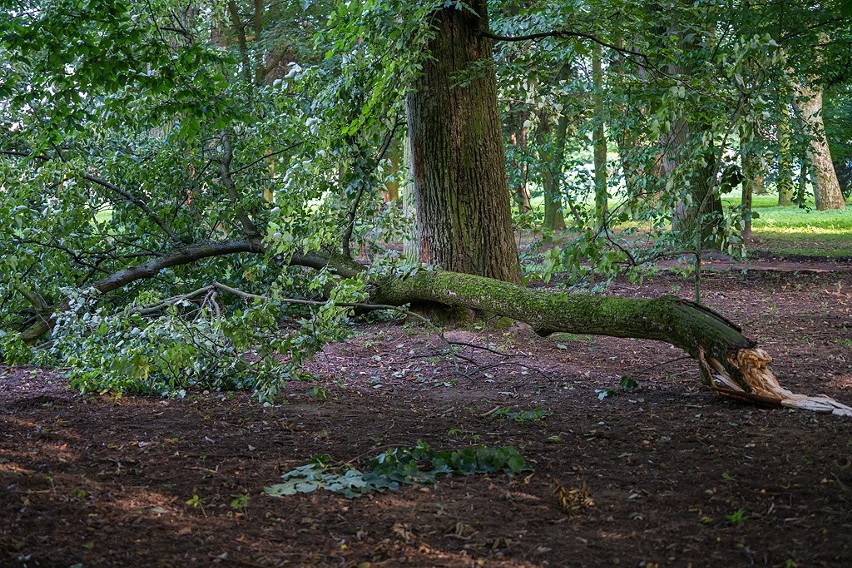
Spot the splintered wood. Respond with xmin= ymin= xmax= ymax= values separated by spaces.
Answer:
xmin=700 ymin=346 xmax=852 ymax=417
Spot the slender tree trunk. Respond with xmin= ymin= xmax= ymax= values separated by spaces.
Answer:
xmin=793 ymin=82 xmax=846 ymax=210
xmin=797 ymin=156 xmax=809 ymax=207
xmin=506 ymin=111 xmax=531 ymax=216
xmin=510 ymin=115 xmax=532 ymax=215
xmin=777 ymin=103 xmax=795 ymax=206
xmin=406 ymin=1 xmax=521 ymax=283
xmin=740 ymin=120 xmax=760 ymax=238
xmin=537 ymin=110 xmax=567 ymax=232
xmin=660 ymin=25 xmax=722 ymax=243
xmin=741 ymin=157 xmax=754 ymax=239
xmin=383 ymin=144 xmax=400 ymax=202
xmin=664 ymin=119 xmax=722 ymax=241
xmin=592 ymin=44 xmax=608 ymax=229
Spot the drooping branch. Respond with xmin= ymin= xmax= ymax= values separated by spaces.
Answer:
xmin=20 ymin=238 xmax=267 ymax=342
xmin=17 ymin=240 xmax=365 ymax=342
xmin=0 ymin=149 xmax=182 ymax=243
xmin=82 ymin=174 xmax=183 ymax=243
xmin=11 ymin=282 xmax=50 ymax=313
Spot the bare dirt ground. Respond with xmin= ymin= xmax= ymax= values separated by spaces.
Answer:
xmin=1 ymin=261 xmax=851 ymax=567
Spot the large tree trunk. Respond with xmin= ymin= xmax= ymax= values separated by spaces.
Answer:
xmin=405 ymin=1 xmax=521 ymax=283
xmin=793 ymin=82 xmax=846 ymax=210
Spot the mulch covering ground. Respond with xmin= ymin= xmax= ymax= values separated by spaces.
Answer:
xmin=1 ymin=264 xmax=850 ymax=567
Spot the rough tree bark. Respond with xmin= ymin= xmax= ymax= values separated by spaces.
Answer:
xmin=406 ymin=0 xmax=521 ymax=283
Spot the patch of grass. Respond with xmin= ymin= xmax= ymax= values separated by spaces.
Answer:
xmin=550 ymin=333 xmax=591 ymax=343
xmin=488 ymin=407 xmax=548 ymax=422
xmin=725 ymin=190 xmax=852 ymax=257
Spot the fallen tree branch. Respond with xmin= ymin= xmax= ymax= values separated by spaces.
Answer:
xmin=372 ymin=269 xmax=852 ymax=417
xmin=16 ymin=240 xmax=850 ymax=416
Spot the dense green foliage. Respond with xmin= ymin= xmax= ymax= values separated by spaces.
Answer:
xmin=1 ymin=0 xmax=850 ymax=399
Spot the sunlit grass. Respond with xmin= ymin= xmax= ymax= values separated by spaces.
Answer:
xmin=722 ymin=189 xmax=852 ymax=256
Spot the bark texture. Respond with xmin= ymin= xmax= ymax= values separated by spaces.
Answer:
xmin=794 ymin=83 xmax=846 ymax=210
xmin=406 ymin=1 xmax=521 ymax=283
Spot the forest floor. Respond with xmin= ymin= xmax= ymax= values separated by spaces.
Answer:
xmin=1 ymin=257 xmax=851 ymax=567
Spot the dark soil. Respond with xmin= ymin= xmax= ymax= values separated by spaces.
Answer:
xmin=2 ymin=265 xmax=851 ymax=567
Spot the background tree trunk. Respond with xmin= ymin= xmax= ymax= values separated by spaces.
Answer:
xmin=507 ymin=111 xmax=532 ymax=216
xmin=592 ymin=44 xmax=608 ymax=229
xmin=536 ymin=110 xmax=568 ymax=232
xmin=797 ymin=155 xmax=809 ymax=207
xmin=741 ymin=151 xmax=754 ymax=239
xmin=406 ymin=1 xmax=521 ymax=283
xmin=794 ymin=83 xmax=846 ymax=210
xmin=777 ymin=103 xmax=795 ymax=206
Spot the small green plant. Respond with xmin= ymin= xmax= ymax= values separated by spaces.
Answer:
xmin=265 ymin=441 xmax=531 ymax=499
xmin=230 ymin=494 xmax=250 ymax=516
xmin=619 ymin=376 xmax=640 ymax=392
xmin=490 ymin=407 xmax=548 ymax=422
xmin=726 ymin=508 xmax=748 ymax=524
xmin=306 ymin=386 xmax=329 ymax=401
xmin=721 ymin=472 xmax=735 ymax=482
xmin=185 ymin=493 xmax=207 ymax=516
